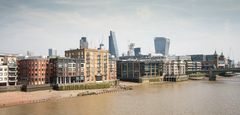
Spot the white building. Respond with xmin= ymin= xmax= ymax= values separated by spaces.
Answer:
xmin=164 ymin=60 xmax=186 ymax=76
xmin=0 ymin=65 xmax=8 ymax=86
xmin=0 ymin=55 xmax=18 ymax=86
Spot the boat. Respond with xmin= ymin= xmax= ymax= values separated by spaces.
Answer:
xmin=189 ymin=77 xmax=204 ymax=80
xmin=224 ymin=72 xmax=235 ymax=77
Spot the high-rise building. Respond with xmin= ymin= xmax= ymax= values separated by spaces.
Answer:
xmin=134 ymin=48 xmax=141 ymax=56
xmin=80 ymin=37 xmax=88 ymax=49
xmin=48 ymin=48 xmax=57 ymax=57
xmin=154 ymin=37 xmax=170 ymax=56
xmin=109 ymin=31 xmax=119 ymax=58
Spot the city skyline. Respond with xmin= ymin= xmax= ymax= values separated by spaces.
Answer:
xmin=0 ymin=0 xmax=239 ymax=61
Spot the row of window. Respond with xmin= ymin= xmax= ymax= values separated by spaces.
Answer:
xmin=0 ymin=72 xmax=8 ymax=76
xmin=0 ymin=68 xmax=8 ymax=71
xmin=0 ymin=77 xmax=8 ymax=81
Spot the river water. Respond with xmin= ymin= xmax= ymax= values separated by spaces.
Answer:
xmin=1 ymin=76 xmax=240 ymax=115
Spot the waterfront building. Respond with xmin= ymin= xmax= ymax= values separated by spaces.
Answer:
xmin=65 ymin=48 xmax=115 ymax=82
xmin=154 ymin=37 xmax=170 ymax=56
xmin=0 ymin=55 xmax=18 ymax=86
xmin=0 ymin=65 xmax=8 ymax=86
xmin=49 ymin=57 xmax=84 ymax=84
xmin=109 ymin=31 xmax=119 ymax=58
xmin=117 ymin=60 xmax=164 ymax=82
xmin=185 ymin=61 xmax=202 ymax=71
xmin=18 ymin=57 xmax=50 ymax=85
xmin=80 ymin=37 xmax=89 ymax=49
xmin=190 ymin=51 xmax=228 ymax=70
xmin=164 ymin=60 xmax=186 ymax=76
xmin=134 ymin=48 xmax=141 ymax=56
xmin=109 ymin=56 xmax=117 ymax=81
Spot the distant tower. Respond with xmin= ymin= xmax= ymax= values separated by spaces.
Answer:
xmin=109 ymin=31 xmax=119 ymax=58
xmin=134 ymin=48 xmax=141 ymax=56
xmin=80 ymin=37 xmax=89 ymax=49
xmin=48 ymin=48 xmax=57 ymax=57
xmin=27 ymin=51 xmax=33 ymax=56
xmin=127 ymin=43 xmax=135 ymax=56
xmin=154 ymin=37 xmax=170 ymax=56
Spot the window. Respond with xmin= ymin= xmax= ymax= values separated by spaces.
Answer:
xmin=0 ymin=68 xmax=2 ymax=71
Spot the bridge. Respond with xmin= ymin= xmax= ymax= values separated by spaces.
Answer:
xmin=186 ymin=68 xmax=240 ymax=81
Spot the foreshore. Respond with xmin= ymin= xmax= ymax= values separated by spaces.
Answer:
xmin=0 ymin=81 xmax=140 ymax=108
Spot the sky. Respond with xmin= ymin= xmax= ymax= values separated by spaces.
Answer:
xmin=0 ymin=0 xmax=239 ymax=62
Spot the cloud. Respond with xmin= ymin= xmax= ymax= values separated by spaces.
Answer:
xmin=0 ymin=0 xmax=239 ymax=61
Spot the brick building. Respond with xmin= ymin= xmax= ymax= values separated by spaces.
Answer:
xmin=18 ymin=58 xmax=50 ymax=85
xmin=65 ymin=48 xmax=117 ymax=82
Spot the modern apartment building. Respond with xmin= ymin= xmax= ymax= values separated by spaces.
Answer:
xmin=0 ymin=55 xmax=18 ymax=86
xmin=164 ymin=60 xmax=186 ymax=76
xmin=18 ymin=58 xmax=50 ymax=85
xmin=185 ymin=61 xmax=202 ymax=71
xmin=0 ymin=65 xmax=8 ymax=86
xmin=49 ymin=57 xmax=84 ymax=84
xmin=65 ymin=48 xmax=115 ymax=82
xmin=117 ymin=60 xmax=164 ymax=82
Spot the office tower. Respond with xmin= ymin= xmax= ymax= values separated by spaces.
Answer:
xmin=48 ymin=48 xmax=57 ymax=57
xmin=154 ymin=37 xmax=170 ymax=56
xmin=27 ymin=51 xmax=34 ymax=56
xmin=134 ymin=48 xmax=141 ymax=56
xmin=109 ymin=31 xmax=119 ymax=58
xmin=80 ymin=37 xmax=88 ymax=49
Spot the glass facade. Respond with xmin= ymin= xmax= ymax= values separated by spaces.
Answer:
xmin=154 ymin=37 xmax=170 ymax=56
xmin=109 ymin=31 xmax=119 ymax=58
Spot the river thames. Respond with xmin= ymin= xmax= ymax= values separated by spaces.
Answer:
xmin=0 ymin=76 xmax=240 ymax=115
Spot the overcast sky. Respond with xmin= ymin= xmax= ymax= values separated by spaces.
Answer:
xmin=0 ymin=0 xmax=239 ymax=61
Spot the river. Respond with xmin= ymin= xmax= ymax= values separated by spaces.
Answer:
xmin=1 ymin=76 xmax=240 ymax=115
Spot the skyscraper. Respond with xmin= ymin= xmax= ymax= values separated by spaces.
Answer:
xmin=154 ymin=37 xmax=170 ymax=56
xmin=109 ymin=31 xmax=119 ymax=58
xmin=134 ymin=47 xmax=141 ymax=56
xmin=80 ymin=37 xmax=88 ymax=49
xmin=48 ymin=48 xmax=57 ymax=57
